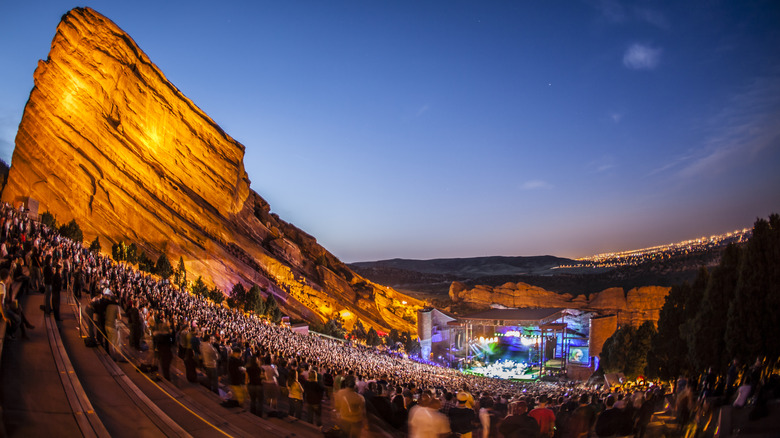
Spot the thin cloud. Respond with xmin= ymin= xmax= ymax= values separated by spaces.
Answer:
xmin=634 ymin=7 xmax=670 ymax=30
xmin=623 ymin=44 xmax=662 ymax=70
xmin=609 ymin=112 xmax=623 ymax=123
xmin=521 ymin=180 xmax=554 ymax=190
xmin=588 ymin=156 xmax=617 ymax=173
xmin=590 ymin=0 xmax=626 ymax=23
xmin=647 ymin=151 xmax=696 ymax=177
xmin=651 ymin=70 xmax=780 ymax=179
xmin=415 ymin=104 xmax=430 ymax=117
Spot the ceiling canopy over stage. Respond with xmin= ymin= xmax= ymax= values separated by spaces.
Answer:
xmin=453 ymin=307 xmax=566 ymax=326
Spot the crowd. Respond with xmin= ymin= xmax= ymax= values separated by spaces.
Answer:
xmin=1 ymin=202 xmax=777 ymax=437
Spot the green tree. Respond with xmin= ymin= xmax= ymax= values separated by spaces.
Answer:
xmin=175 ymin=256 xmax=187 ymax=289
xmin=137 ymin=252 xmax=154 ymax=273
xmin=246 ymin=285 xmax=265 ymax=314
xmin=265 ymin=295 xmax=283 ymax=323
xmin=323 ymin=318 xmax=346 ymax=339
xmin=727 ymin=214 xmax=780 ymax=364
xmin=600 ymin=325 xmax=635 ymax=375
xmin=406 ymin=338 xmax=421 ymax=356
xmin=350 ymin=320 xmax=367 ymax=340
xmin=89 ymin=236 xmax=102 ymax=254
xmin=687 ymin=243 xmax=741 ymax=373
xmin=627 ymin=321 xmax=656 ymax=377
xmin=385 ymin=328 xmax=400 ymax=348
xmin=126 ymin=243 xmax=138 ymax=265
xmin=112 ymin=241 xmax=127 ymax=262
xmin=39 ymin=211 xmax=57 ymax=229
xmin=648 ymin=282 xmax=691 ymax=379
xmin=59 ymin=219 xmax=83 ymax=242
xmin=207 ymin=287 xmax=224 ymax=304
xmin=191 ymin=276 xmax=209 ymax=297
xmin=229 ymin=283 xmax=248 ymax=309
xmin=366 ymin=327 xmax=382 ymax=347
xmin=155 ymin=254 xmax=174 ymax=280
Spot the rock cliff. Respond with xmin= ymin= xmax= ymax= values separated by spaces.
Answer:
xmin=450 ymin=281 xmax=670 ymax=327
xmin=2 ymin=7 xmax=422 ymax=332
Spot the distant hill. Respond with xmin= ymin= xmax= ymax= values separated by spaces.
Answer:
xmin=350 ymin=248 xmax=728 ymax=299
xmin=351 ymin=255 xmax=574 ymax=277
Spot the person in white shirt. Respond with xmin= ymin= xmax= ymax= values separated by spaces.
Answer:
xmin=408 ymin=391 xmax=451 ymax=438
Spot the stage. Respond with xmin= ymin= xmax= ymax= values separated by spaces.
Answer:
xmin=463 ymin=359 xmax=540 ymax=380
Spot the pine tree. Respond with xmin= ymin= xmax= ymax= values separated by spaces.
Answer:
xmin=727 ymin=214 xmax=780 ymax=363
xmin=59 ymin=219 xmax=83 ymax=242
xmin=229 ymin=283 xmax=248 ymax=309
xmin=247 ymin=285 xmax=265 ymax=314
xmin=366 ymin=327 xmax=382 ymax=347
xmin=648 ymin=282 xmax=691 ymax=379
xmin=39 ymin=211 xmax=57 ymax=229
xmin=137 ymin=252 xmax=154 ymax=273
xmin=207 ymin=287 xmax=224 ymax=304
xmin=351 ymin=320 xmax=367 ymax=340
xmin=627 ymin=321 xmax=656 ymax=377
xmin=126 ymin=243 xmax=138 ymax=265
xmin=112 ymin=241 xmax=126 ymax=262
xmin=155 ymin=254 xmax=174 ymax=280
xmin=89 ymin=236 xmax=102 ymax=254
xmin=191 ymin=276 xmax=209 ymax=297
xmin=600 ymin=325 xmax=635 ymax=375
xmin=687 ymin=243 xmax=741 ymax=373
xmin=176 ymin=256 xmax=187 ymax=289
xmin=679 ymin=267 xmax=709 ymax=372
xmin=265 ymin=295 xmax=282 ymax=323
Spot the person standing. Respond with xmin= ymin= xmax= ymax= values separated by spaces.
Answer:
xmin=261 ymin=355 xmax=279 ymax=411
xmin=127 ymin=300 xmax=143 ymax=350
xmin=408 ymin=391 xmax=451 ymax=438
xmin=287 ymin=369 xmax=304 ymax=419
xmin=448 ymin=392 xmax=477 ymax=438
xmin=104 ymin=291 xmax=122 ymax=360
xmin=51 ymin=264 xmax=63 ymax=321
xmin=41 ymin=255 xmax=54 ymax=314
xmin=499 ymin=400 xmax=541 ymax=438
xmin=1 ymin=268 xmax=22 ymax=340
xmin=223 ymin=347 xmax=247 ymax=408
xmin=246 ymin=355 xmax=265 ymax=416
xmin=303 ymin=371 xmax=324 ymax=426
xmin=595 ymin=395 xmax=632 ymax=437
xmin=334 ymin=375 xmax=367 ymax=438
xmin=565 ymin=394 xmax=597 ymax=438
xmin=200 ymin=335 xmax=219 ymax=393
xmin=153 ymin=316 xmax=174 ymax=381
xmin=529 ymin=394 xmax=556 ymax=437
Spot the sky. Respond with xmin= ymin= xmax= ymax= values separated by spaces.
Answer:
xmin=1 ymin=1 xmax=779 ymax=263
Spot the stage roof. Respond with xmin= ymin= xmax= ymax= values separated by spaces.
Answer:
xmin=457 ymin=308 xmax=565 ymax=323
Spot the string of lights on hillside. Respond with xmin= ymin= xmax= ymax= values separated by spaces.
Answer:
xmin=557 ymin=228 xmax=752 ymax=269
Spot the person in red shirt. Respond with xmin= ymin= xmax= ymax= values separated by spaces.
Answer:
xmin=529 ymin=394 xmax=556 ymax=438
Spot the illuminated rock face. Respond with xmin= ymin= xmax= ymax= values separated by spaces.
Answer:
xmin=450 ymin=282 xmax=670 ymax=327
xmin=2 ymin=7 xmax=421 ymax=332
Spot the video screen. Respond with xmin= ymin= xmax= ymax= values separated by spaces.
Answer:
xmin=568 ymin=347 xmax=589 ymax=365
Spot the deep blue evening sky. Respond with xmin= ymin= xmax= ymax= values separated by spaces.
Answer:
xmin=1 ymin=1 xmax=779 ymax=262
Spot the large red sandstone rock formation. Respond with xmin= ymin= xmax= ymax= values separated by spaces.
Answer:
xmin=2 ymin=7 xmax=422 ymax=332
xmin=450 ymin=281 xmax=670 ymax=327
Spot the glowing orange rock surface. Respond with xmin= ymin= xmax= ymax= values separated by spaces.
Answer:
xmin=2 ymin=7 xmax=421 ymax=332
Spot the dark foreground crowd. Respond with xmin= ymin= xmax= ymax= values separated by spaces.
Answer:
xmin=1 ymin=202 xmax=777 ymax=437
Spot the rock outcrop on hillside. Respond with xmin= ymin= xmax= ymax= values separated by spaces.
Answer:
xmin=450 ymin=281 xmax=670 ymax=327
xmin=2 ymin=7 xmax=422 ymax=332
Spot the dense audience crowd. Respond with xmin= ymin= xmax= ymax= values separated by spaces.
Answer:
xmin=1 ymin=202 xmax=777 ymax=437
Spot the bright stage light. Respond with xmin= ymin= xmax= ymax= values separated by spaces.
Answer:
xmin=520 ymin=336 xmax=536 ymax=346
